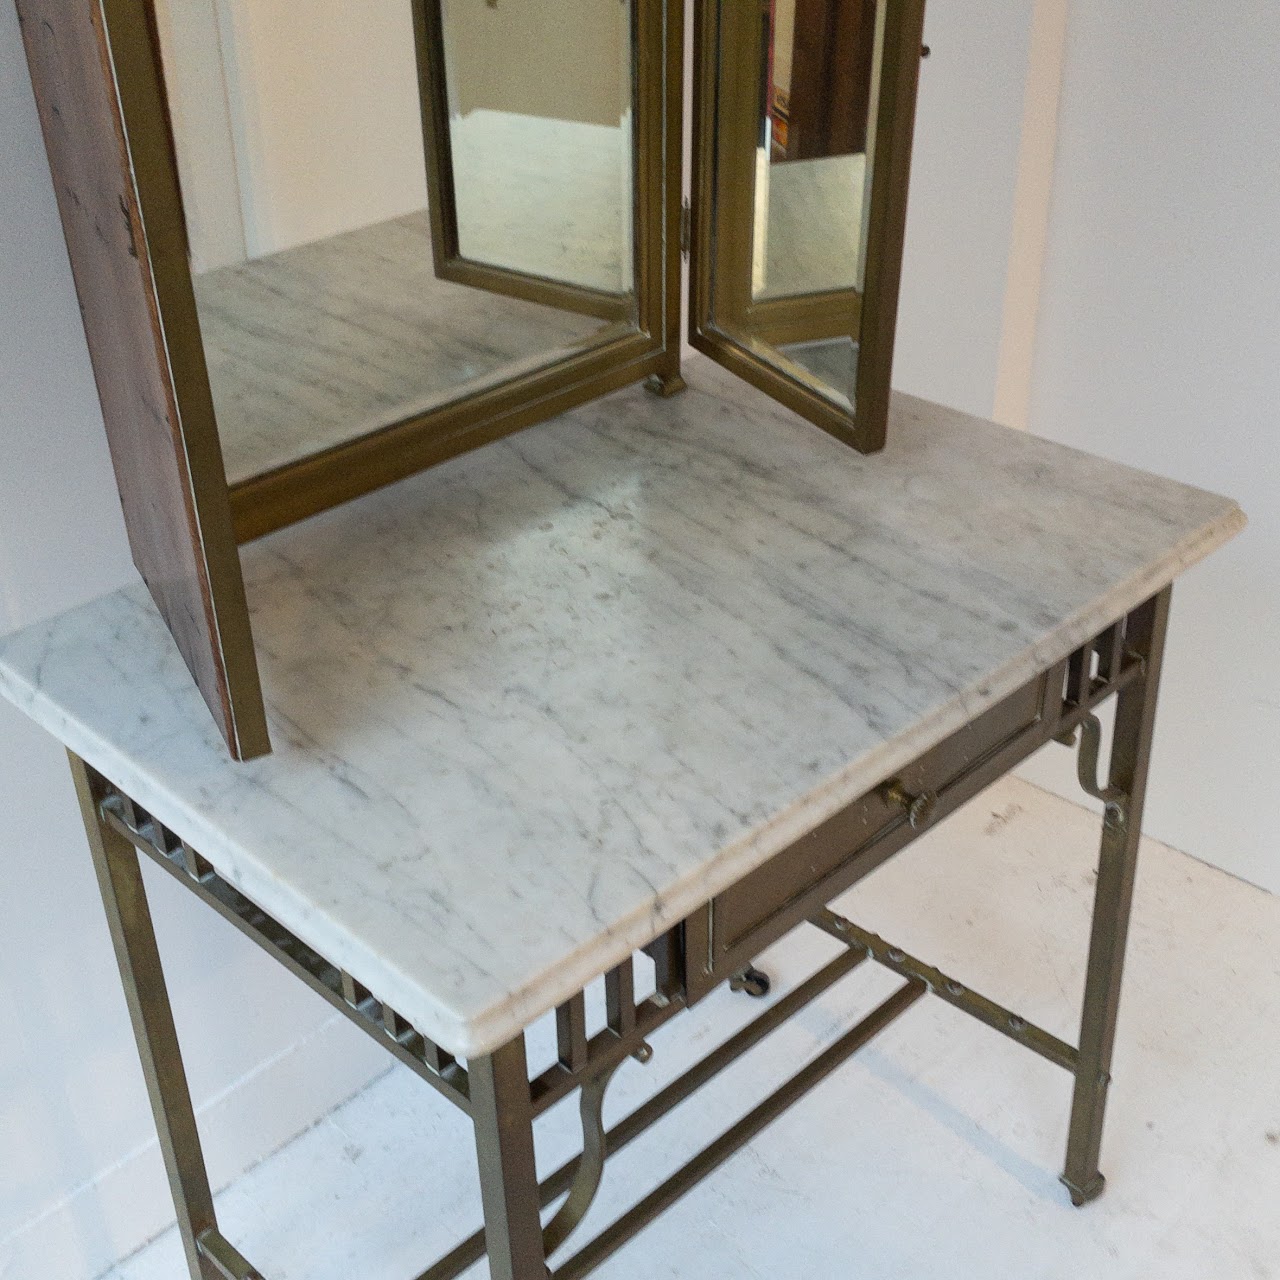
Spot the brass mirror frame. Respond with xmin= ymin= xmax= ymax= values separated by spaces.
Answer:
xmin=101 ymin=0 xmax=683 ymax=544
xmin=689 ymin=0 xmax=927 ymax=453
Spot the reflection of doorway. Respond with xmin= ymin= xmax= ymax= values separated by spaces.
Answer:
xmin=150 ymin=0 xmax=247 ymax=271
xmin=153 ymin=0 xmax=429 ymax=268
xmin=776 ymin=0 xmax=878 ymax=161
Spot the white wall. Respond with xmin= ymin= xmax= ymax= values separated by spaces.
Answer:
xmin=891 ymin=0 xmax=1277 ymax=896
xmin=155 ymin=0 xmax=429 ymax=267
xmin=0 ymin=13 xmax=384 ymax=1279
xmin=893 ymin=0 xmax=1038 ymax=418
xmin=1014 ymin=1 xmax=1280 ymax=894
xmin=993 ymin=0 xmax=1068 ymax=430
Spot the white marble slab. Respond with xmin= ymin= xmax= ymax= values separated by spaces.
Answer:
xmin=0 ymin=363 xmax=1244 ymax=1058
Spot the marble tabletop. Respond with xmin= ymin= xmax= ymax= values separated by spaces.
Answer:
xmin=0 ymin=362 xmax=1244 ymax=1057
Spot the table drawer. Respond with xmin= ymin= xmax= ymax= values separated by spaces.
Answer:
xmin=706 ymin=667 xmax=1063 ymax=976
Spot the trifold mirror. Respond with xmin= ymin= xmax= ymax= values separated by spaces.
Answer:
xmin=16 ymin=0 xmax=926 ymax=759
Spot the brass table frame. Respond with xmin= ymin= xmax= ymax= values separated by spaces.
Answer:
xmin=69 ymin=588 xmax=1171 ymax=1279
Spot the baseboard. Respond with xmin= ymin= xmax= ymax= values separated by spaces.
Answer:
xmin=0 ymin=1015 xmax=387 ymax=1280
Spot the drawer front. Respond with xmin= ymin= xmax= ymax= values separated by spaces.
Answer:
xmin=705 ymin=667 xmax=1063 ymax=977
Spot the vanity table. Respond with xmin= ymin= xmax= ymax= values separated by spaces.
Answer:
xmin=0 ymin=363 xmax=1245 ymax=1278
xmin=8 ymin=0 xmax=1248 ymax=1275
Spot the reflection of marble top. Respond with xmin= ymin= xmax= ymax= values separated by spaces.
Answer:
xmin=451 ymin=109 xmax=631 ymax=295
xmin=195 ymin=211 xmax=607 ymax=486
xmin=759 ymin=153 xmax=867 ymax=299
xmin=0 ymin=362 xmax=1244 ymax=1057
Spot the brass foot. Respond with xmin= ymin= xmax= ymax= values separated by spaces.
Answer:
xmin=645 ymin=371 xmax=688 ymax=398
xmin=1059 ymin=1172 xmax=1106 ymax=1208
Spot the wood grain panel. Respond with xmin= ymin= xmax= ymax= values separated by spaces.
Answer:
xmin=16 ymin=0 xmax=270 ymax=759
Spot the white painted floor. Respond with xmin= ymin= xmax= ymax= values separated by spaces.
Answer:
xmin=100 ymin=776 xmax=1280 ymax=1280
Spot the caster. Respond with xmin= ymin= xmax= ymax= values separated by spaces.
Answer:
xmin=729 ymin=966 xmax=771 ymax=998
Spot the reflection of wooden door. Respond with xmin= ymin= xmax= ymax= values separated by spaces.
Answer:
xmin=788 ymin=0 xmax=878 ymax=160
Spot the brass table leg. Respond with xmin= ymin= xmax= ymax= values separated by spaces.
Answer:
xmin=1061 ymin=587 xmax=1171 ymax=1206
xmin=69 ymin=754 xmax=260 ymax=1280
xmin=470 ymin=1035 xmax=552 ymax=1279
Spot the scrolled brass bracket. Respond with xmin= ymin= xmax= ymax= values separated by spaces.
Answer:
xmin=1074 ymin=714 xmax=1130 ymax=830
xmin=541 ymin=1059 xmax=623 ymax=1255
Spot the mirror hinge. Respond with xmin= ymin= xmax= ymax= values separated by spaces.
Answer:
xmin=680 ymin=199 xmax=691 ymax=258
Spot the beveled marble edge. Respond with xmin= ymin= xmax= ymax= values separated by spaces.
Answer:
xmin=1 ymin=489 xmax=1243 ymax=1058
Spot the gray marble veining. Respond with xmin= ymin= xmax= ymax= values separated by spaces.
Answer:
xmin=195 ymin=211 xmax=613 ymax=486
xmin=0 ymin=362 xmax=1244 ymax=1056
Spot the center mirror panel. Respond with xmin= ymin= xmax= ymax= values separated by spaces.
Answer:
xmin=691 ymin=0 xmax=925 ymax=452
xmin=149 ymin=0 xmax=655 ymax=512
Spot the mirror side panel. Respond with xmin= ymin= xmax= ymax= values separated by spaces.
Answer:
xmin=690 ymin=0 xmax=926 ymax=453
xmin=16 ymin=0 xmax=271 ymax=761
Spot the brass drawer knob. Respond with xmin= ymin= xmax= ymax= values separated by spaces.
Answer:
xmin=883 ymin=780 xmax=938 ymax=829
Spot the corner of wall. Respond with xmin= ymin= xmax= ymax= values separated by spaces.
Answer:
xmin=992 ymin=0 xmax=1070 ymax=431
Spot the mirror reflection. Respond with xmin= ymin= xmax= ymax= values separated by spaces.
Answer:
xmin=441 ymin=0 xmax=635 ymax=295
xmin=708 ymin=0 xmax=882 ymax=410
xmin=151 ymin=0 xmax=637 ymax=487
